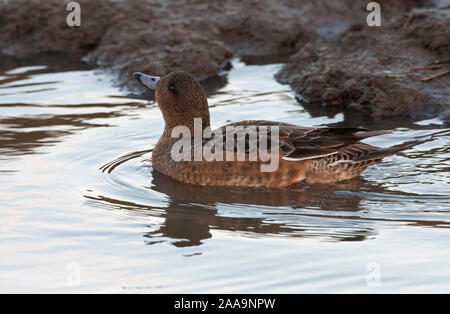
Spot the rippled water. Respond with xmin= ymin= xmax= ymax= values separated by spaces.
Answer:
xmin=1 ymin=54 xmax=449 ymax=293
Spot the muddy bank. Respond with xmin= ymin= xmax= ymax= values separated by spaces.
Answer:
xmin=0 ymin=0 xmax=448 ymax=119
xmin=0 ymin=0 xmax=313 ymax=85
xmin=276 ymin=2 xmax=450 ymax=120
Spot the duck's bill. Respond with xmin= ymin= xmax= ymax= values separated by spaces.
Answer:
xmin=134 ymin=72 xmax=160 ymax=90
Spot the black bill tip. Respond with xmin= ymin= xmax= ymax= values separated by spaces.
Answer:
xmin=134 ymin=72 xmax=142 ymax=83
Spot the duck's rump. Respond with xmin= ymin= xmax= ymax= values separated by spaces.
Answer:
xmin=303 ymin=143 xmax=403 ymax=183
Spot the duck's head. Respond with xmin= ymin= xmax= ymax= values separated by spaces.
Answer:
xmin=134 ymin=71 xmax=210 ymax=134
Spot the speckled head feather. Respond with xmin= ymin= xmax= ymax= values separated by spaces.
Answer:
xmin=155 ymin=72 xmax=210 ymax=135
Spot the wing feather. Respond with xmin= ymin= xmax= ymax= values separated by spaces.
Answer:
xmin=202 ymin=120 xmax=390 ymax=161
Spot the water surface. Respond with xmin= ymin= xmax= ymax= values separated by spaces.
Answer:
xmin=0 ymin=54 xmax=449 ymax=293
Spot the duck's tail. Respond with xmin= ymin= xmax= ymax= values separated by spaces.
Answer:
xmin=353 ymin=140 xmax=422 ymax=162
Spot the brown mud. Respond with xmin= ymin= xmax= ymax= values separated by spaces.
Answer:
xmin=276 ymin=1 xmax=450 ymax=120
xmin=0 ymin=0 xmax=448 ymax=120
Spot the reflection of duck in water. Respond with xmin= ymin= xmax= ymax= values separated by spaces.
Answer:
xmin=85 ymin=170 xmax=377 ymax=247
xmin=89 ymin=161 xmax=449 ymax=247
xmin=134 ymin=71 xmax=410 ymax=187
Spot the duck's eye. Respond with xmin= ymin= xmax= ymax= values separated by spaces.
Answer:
xmin=169 ymin=85 xmax=176 ymax=93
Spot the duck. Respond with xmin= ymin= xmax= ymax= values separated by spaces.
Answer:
xmin=134 ymin=71 xmax=407 ymax=188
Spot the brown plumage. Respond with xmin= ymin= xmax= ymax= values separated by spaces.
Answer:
xmin=134 ymin=71 xmax=408 ymax=188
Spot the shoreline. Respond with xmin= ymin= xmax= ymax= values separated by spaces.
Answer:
xmin=1 ymin=0 xmax=448 ymax=121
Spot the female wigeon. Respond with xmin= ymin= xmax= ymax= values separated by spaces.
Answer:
xmin=134 ymin=71 xmax=405 ymax=188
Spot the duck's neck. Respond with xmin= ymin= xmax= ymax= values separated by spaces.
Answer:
xmin=162 ymin=114 xmax=211 ymax=138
